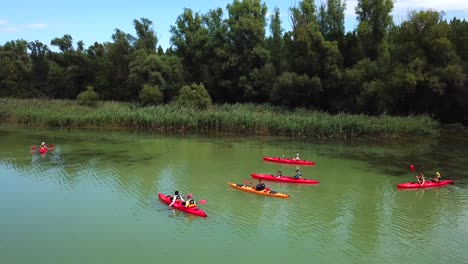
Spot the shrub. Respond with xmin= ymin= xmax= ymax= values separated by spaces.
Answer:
xmin=176 ymin=83 xmax=212 ymax=109
xmin=139 ymin=84 xmax=163 ymax=106
xmin=77 ymin=86 xmax=99 ymax=107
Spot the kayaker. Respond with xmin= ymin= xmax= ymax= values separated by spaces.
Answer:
xmin=432 ymin=172 xmax=441 ymax=182
xmin=280 ymin=154 xmax=286 ymax=159
xmin=275 ymin=170 xmax=282 ymax=178
xmin=169 ymin=190 xmax=185 ymax=207
xmin=255 ymin=180 xmax=266 ymax=191
xmin=292 ymin=169 xmax=302 ymax=179
xmin=416 ymin=172 xmax=425 ymax=185
xmin=40 ymin=142 xmax=48 ymax=150
xmin=183 ymin=194 xmax=197 ymax=208
xmin=293 ymin=153 xmax=300 ymax=161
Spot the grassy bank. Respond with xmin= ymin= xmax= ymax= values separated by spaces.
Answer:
xmin=0 ymin=98 xmax=439 ymax=138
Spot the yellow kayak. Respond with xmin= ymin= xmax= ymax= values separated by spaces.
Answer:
xmin=227 ymin=182 xmax=290 ymax=198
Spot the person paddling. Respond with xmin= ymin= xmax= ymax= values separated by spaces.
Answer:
xmin=416 ymin=172 xmax=425 ymax=185
xmin=292 ymin=153 xmax=300 ymax=161
xmin=255 ymin=179 xmax=266 ymax=191
xmin=40 ymin=142 xmax=48 ymax=150
xmin=169 ymin=190 xmax=185 ymax=207
xmin=183 ymin=194 xmax=197 ymax=208
xmin=432 ymin=172 xmax=442 ymax=182
xmin=275 ymin=170 xmax=282 ymax=178
xmin=292 ymin=169 xmax=302 ymax=179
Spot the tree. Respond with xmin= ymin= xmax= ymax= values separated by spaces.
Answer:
xmin=225 ymin=0 xmax=269 ymax=102
xmin=318 ymin=0 xmax=346 ymax=42
xmin=139 ymin=84 xmax=163 ymax=106
xmin=133 ymin=18 xmax=158 ymax=52
xmin=266 ymin=7 xmax=284 ymax=74
xmin=176 ymin=83 xmax=212 ymax=109
xmin=355 ymin=0 xmax=394 ymax=61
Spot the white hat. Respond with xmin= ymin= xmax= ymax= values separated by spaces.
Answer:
xmin=41 ymin=142 xmax=45 ymax=145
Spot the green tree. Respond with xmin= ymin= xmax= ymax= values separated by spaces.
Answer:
xmin=225 ymin=0 xmax=269 ymax=102
xmin=133 ymin=18 xmax=158 ymax=52
xmin=355 ymin=0 xmax=394 ymax=61
xmin=176 ymin=83 xmax=212 ymax=109
xmin=266 ymin=7 xmax=284 ymax=74
xmin=139 ymin=84 xmax=163 ymax=106
xmin=318 ymin=0 xmax=346 ymax=42
xmin=77 ymin=85 xmax=99 ymax=106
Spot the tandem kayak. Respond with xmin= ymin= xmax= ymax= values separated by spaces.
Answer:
xmin=263 ymin=156 xmax=315 ymax=165
xmin=397 ymin=180 xmax=454 ymax=189
xmin=158 ymin=193 xmax=207 ymax=217
xmin=251 ymin=173 xmax=319 ymax=184
xmin=227 ymin=182 xmax=290 ymax=198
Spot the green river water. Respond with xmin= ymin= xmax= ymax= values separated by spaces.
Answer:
xmin=1 ymin=125 xmax=467 ymax=264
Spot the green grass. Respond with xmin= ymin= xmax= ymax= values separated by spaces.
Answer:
xmin=0 ymin=98 xmax=440 ymax=138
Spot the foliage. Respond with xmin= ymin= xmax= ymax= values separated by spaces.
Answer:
xmin=176 ymin=83 xmax=212 ymax=109
xmin=77 ymin=86 xmax=99 ymax=107
xmin=0 ymin=2 xmax=466 ymax=125
xmin=139 ymin=84 xmax=163 ymax=106
xmin=0 ymin=98 xmax=439 ymax=138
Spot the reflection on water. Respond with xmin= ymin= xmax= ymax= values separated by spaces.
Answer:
xmin=0 ymin=125 xmax=467 ymax=264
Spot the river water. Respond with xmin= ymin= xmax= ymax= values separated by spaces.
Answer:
xmin=1 ymin=126 xmax=467 ymax=264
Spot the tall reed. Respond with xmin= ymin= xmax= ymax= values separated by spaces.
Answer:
xmin=0 ymin=98 xmax=439 ymax=138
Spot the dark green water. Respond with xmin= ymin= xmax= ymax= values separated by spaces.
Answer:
xmin=1 ymin=126 xmax=467 ymax=264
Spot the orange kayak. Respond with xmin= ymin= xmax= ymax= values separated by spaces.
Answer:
xmin=227 ymin=182 xmax=290 ymax=198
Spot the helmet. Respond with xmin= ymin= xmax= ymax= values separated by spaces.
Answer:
xmin=436 ymin=172 xmax=440 ymax=177
xmin=41 ymin=142 xmax=45 ymax=145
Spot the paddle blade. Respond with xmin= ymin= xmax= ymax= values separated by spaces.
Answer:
xmin=30 ymin=146 xmax=36 ymax=149
xmin=265 ymin=188 xmax=271 ymax=191
xmin=49 ymin=144 xmax=54 ymax=148
xmin=243 ymin=180 xmax=251 ymax=185
xmin=409 ymin=164 xmax=415 ymax=172
xmin=199 ymin=200 xmax=207 ymax=205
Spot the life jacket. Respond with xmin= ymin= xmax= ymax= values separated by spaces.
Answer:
xmin=255 ymin=183 xmax=265 ymax=191
xmin=186 ymin=199 xmax=196 ymax=208
xmin=173 ymin=195 xmax=182 ymax=201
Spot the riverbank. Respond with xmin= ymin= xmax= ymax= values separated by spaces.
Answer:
xmin=0 ymin=98 xmax=439 ymax=138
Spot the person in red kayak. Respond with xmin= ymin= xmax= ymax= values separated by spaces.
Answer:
xmin=169 ymin=190 xmax=185 ymax=207
xmin=40 ymin=142 xmax=48 ymax=151
xmin=292 ymin=153 xmax=300 ymax=161
xmin=292 ymin=169 xmax=302 ymax=179
xmin=416 ymin=172 xmax=425 ymax=185
xmin=275 ymin=170 xmax=282 ymax=178
xmin=431 ymin=172 xmax=442 ymax=182
xmin=182 ymin=194 xmax=197 ymax=208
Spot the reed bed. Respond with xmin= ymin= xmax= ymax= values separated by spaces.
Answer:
xmin=0 ymin=98 xmax=439 ymax=138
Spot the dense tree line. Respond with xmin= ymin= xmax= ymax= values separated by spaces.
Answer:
xmin=0 ymin=0 xmax=466 ymax=123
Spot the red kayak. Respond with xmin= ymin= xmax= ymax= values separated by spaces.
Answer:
xmin=158 ymin=193 xmax=207 ymax=217
xmin=397 ymin=180 xmax=454 ymax=189
xmin=263 ymin=156 xmax=315 ymax=165
xmin=251 ymin=173 xmax=319 ymax=184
